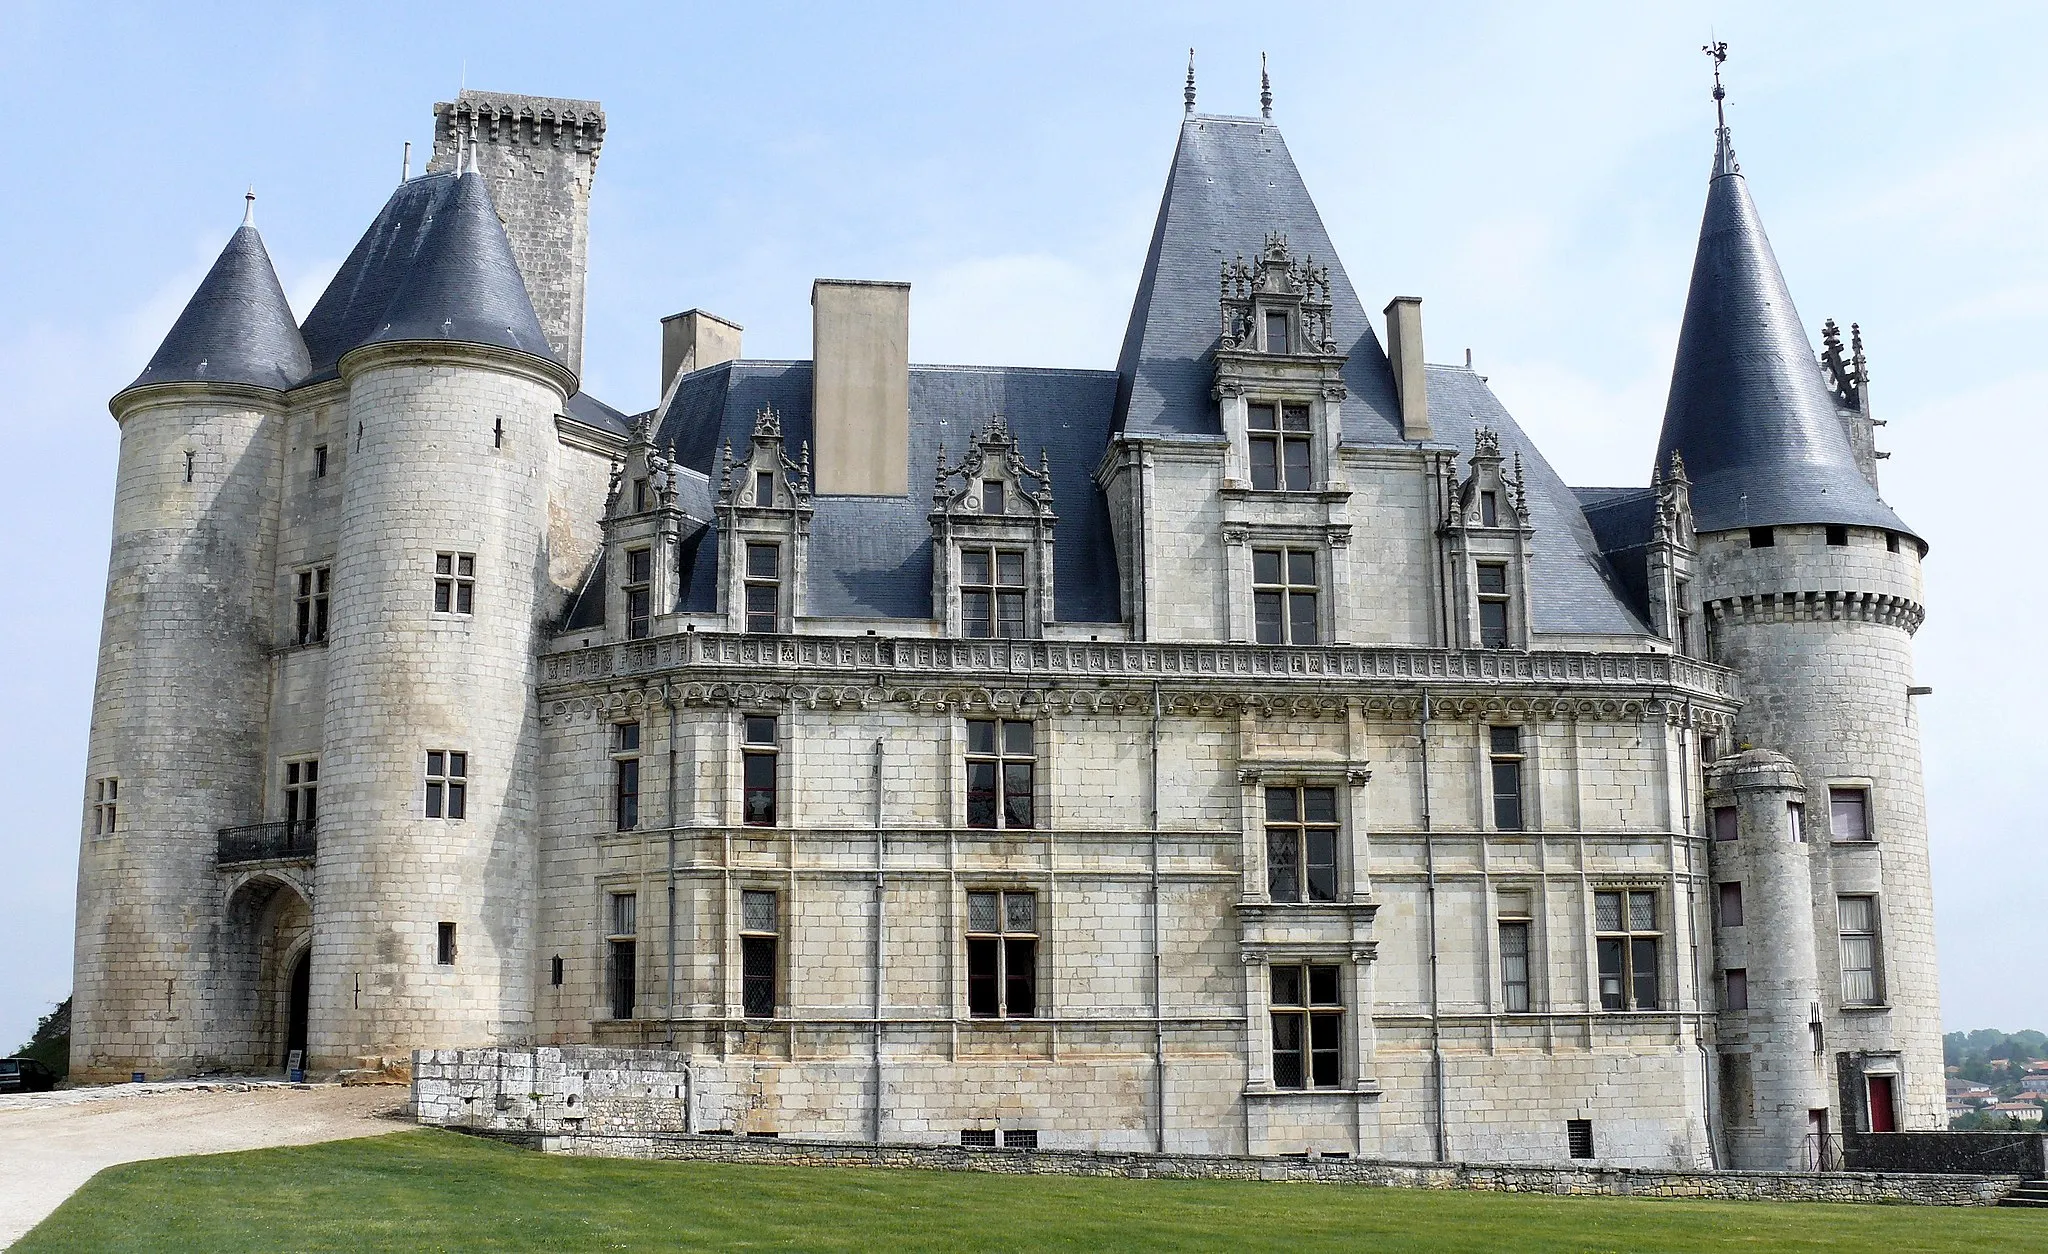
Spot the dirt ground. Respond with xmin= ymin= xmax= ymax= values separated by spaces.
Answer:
xmin=0 ymin=1081 xmax=410 ymax=1246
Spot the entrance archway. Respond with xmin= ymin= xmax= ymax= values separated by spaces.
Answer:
xmin=219 ymin=874 xmax=312 ymax=1072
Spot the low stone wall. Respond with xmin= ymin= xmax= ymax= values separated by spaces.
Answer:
xmin=415 ymin=1047 xmax=2018 ymax=1206
xmin=412 ymin=1047 xmax=689 ymax=1135
xmin=1845 ymin=1130 xmax=2046 ymax=1178
xmin=458 ymin=1129 xmax=2013 ymax=1206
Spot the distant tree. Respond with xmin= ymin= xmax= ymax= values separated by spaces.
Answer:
xmin=13 ymin=996 xmax=70 ymax=1080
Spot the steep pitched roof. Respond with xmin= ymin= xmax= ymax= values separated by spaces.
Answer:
xmin=1429 ymin=367 xmax=1653 ymax=638
xmin=1113 ymin=115 xmax=1402 ymax=443
xmin=299 ymin=170 xmax=557 ymax=383
xmin=650 ymin=360 xmax=1124 ymax=624
xmin=1654 ymin=134 xmax=1912 ymax=538
xmin=124 ymin=218 xmax=310 ymax=394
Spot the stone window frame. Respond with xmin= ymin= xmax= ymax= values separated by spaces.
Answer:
xmin=963 ymin=717 xmax=1036 ymax=831
xmin=1486 ymin=724 xmax=1532 ymax=832
xmin=432 ymin=551 xmax=476 ymax=616
xmin=964 ymin=888 xmax=1039 ymax=1019
xmin=612 ymin=721 xmax=641 ymax=832
xmin=957 ymin=545 xmax=1030 ymax=639
xmin=281 ymin=756 xmax=319 ymax=832
xmin=606 ymin=890 xmax=637 ymax=1020
xmin=715 ymin=405 xmax=812 ymax=636
xmin=1262 ymin=781 xmax=1343 ymax=903
xmin=738 ymin=713 xmax=779 ymax=828
xmin=423 ymin=750 xmax=468 ymax=820
xmin=1826 ymin=782 xmax=1875 ymax=844
xmin=739 ymin=887 xmax=780 ymax=1019
xmin=90 ymin=775 xmax=119 ymax=836
xmin=742 ymin=541 xmax=782 ymax=635
xmin=622 ymin=547 xmax=653 ymax=640
xmin=1268 ymin=960 xmax=1345 ymax=1090
xmin=1837 ymin=894 xmax=1885 ymax=1007
xmin=1592 ymin=885 xmax=1663 ymax=1012
xmin=292 ymin=563 xmax=330 ymax=646
xmin=1249 ymin=543 xmax=1324 ymax=646
xmin=1495 ymin=885 xmax=1538 ymax=1014
xmin=1246 ymin=399 xmax=1317 ymax=493
xmin=929 ymin=418 xmax=1057 ymax=641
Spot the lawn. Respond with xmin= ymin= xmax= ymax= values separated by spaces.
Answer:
xmin=17 ymin=1129 xmax=2047 ymax=1253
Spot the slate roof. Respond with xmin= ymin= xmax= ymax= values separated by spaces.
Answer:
xmin=647 ymin=360 xmax=1125 ymax=624
xmin=1429 ymin=367 xmax=1653 ymax=638
xmin=1113 ymin=115 xmax=1403 ymax=443
xmin=124 ymin=220 xmax=310 ymax=394
xmin=1654 ymin=133 xmax=1914 ymax=539
xmin=1575 ymin=486 xmax=1660 ymax=623
xmin=299 ymin=169 xmax=558 ymax=384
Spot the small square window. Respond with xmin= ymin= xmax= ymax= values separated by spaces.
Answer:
xmin=1826 ymin=525 xmax=1849 ymax=547
xmin=1749 ymin=527 xmax=1775 ymax=548
xmin=434 ymin=551 xmax=476 ymax=615
xmin=1713 ymin=806 xmax=1738 ymax=842
xmin=1829 ymin=788 xmax=1870 ymax=842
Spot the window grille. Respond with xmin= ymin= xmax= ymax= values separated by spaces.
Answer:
xmin=741 ymin=889 xmax=778 ymax=1018
xmin=1595 ymin=889 xmax=1661 ymax=1010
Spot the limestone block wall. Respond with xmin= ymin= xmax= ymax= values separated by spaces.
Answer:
xmin=315 ymin=346 xmax=568 ymax=1065
xmin=73 ymin=388 xmax=285 ymax=1080
xmin=1698 ymin=526 xmax=1941 ymax=1134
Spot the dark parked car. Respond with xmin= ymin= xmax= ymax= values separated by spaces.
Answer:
xmin=0 ymin=1057 xmax=57 ymax=1092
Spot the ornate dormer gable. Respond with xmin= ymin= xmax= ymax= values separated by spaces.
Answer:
xmin=600 ymin=413 xmax=699 ymax=641
xmin=929 ymin=415 xmax=1057 ymax=639
xmin=1220 ymin=231 xmax=1338 ymax=357
xmin=1212 ymin=231 xmax=1350 ymax=497
xmin=715 ymin=405 xmax=814 ymax=634
xmin=1646 ymin=451 xmax=1701 ymax=656
xmin=1440 ymin=427 xmax=1536 ymax=650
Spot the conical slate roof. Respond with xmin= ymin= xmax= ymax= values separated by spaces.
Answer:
xmin=124 ymin=216 xmax=310 ymax=394
xmin=1653 ymin=133 xmax=1912 ymax=537
xmin=1113 ymin=114 xmax=1402 ymax=442
xmin=300 ymin=169 xmax=558 ymax=383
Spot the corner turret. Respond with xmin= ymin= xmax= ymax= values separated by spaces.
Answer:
xmin=121 ymin=197 xmax=309 ymax=397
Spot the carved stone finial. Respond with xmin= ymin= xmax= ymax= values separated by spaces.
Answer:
xmin=1260 ymin=52 xmax=1272 ymax=119
xmin=1039 ymin=447 xmax=1052 ymax=494
xmin=1185 ymin=48 xmax=1197 ymax=114
xmin=1473 ymin=426 xmax=1501 ymax=460
xmin=1668 ymin=450 xmax=1688 ymax=483
xmin=1851 ymin=322 xmax=1867 ymax=381
xmin=753 ymin=404 xmax=783 ymax=441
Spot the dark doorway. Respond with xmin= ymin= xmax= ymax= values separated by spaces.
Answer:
xmin=285 ymin=950 xmax=310 ymax=1068
xmin=1868 ymin=1075 xmax=1897 ymax=1133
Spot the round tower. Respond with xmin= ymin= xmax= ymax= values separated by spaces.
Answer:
xmin=311 ymin=165 xmax=574 ymax=1066
xmin=1704 ymin=750 xmax=1831 ymax=1170
xmin=1658 ymin=91 xmax=1942 ymax=1146
xmin=73 ymin=200 xmax=310 ymax=1080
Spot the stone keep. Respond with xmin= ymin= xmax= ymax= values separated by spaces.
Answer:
xmin=73 ymin=77 xmax=1943 ymax=1174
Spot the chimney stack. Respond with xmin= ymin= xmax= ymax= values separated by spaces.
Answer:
xmin=1384 ymin=296 xmax=1430 ymax=441
xmin=660 ymin=309 xmax=743 ymax=397
xmin=812 ymin=280 xmax=910 ymax=496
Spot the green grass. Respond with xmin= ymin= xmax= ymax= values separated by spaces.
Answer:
xmin=19 ymin=1129 xmax=2047 ymax=1253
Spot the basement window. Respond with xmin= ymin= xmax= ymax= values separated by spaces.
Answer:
xmin=1567 ymin=1119 xmax=1594 ymax=1159
xmin=1002 ymin=1129 xmax=1038 ymax=1150
xmin=960 ymin=1128 xmax=998 ymax=1149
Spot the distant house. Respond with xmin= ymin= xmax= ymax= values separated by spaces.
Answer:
xmin=1948 ymin=1099 xmax=1978 ymax=1121
xmin=1986 ymin=1102 xmax=2044 ymax=1123
xmin=2018 ymin=1074 xmax=2048 ymax=1095
xmin=2025 ymin=1059 xmax=2048 ymax=1074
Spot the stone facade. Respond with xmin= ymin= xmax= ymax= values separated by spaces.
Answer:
xmin=75 ymin=82 xmax=1944 ymax=1182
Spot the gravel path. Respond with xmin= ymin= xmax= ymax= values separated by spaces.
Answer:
xmin=0 ymin=1081 xmax=410 ymax=1247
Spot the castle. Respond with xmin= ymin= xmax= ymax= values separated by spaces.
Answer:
xmin=72 ymin=64 xmax=1940 ymax=1172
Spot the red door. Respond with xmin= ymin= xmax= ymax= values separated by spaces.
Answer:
xmin=1868 ymin=1076 xmax=1897 ymax=1132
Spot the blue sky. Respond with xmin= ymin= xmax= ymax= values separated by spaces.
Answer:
xmin=2 ymin=1 xmax=2041 ymax=1052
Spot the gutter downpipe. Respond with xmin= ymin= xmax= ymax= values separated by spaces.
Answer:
xmin=873 ymin=737 xmax=886 ymax=1143
xmin=1151 ymin=682 xmax=1166 ymax=1153
xmin=1421 ymin=690 xmax=1447 ymax=1163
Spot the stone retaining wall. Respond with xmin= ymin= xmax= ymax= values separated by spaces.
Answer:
xmin=1845 ymin=1130 xmax=2046 ymax=1178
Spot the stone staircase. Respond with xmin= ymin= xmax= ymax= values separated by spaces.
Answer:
xmin=2000 ymin=1179 xmax=2048 ymax=1208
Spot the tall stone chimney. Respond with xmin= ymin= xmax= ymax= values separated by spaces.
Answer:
xmin=1384 ymin=296 xmax=1430 ymax=441
xmin=430 ymin=91 xmax=605 ymax=377
xmin=660 ymin=309 xmax=743 ymax=397
xmin=812 ymin=280 xmax=910 ymax=496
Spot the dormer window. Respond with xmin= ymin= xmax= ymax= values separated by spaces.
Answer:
xmin=755 ymin=470 xmax=774 ymax=507
xmin=1480 ymin=491 xmax=1499 ymax=527
xmin=931 ymin=417 xmax=1057 ymax=639
xmin=962 ymin=549 xmax=1026 ymax=638
xmin=1477 ymin=562 xmax=1510 ymax=648
xmin=624 ymin=548 xmax=652 ymax=639
xmin=632 ymin=477 xmax=650 ymax=513
xmin=745 ymin=542 xmax=781 ymax=633
xmin=717 ymin=405 xmax=814 ymax=635
xmin=1249 ymin=403 xmax=1312 ymax=491
xmin=1265 ymin=310 xmax=1290 ymax=354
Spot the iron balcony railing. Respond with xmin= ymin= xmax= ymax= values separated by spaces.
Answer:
xmin=216 ymin=820 xmax=317 ymax=865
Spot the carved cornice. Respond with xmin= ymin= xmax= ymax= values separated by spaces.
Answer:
xmin=539 ymin=634 xmax=1739 ymax=726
